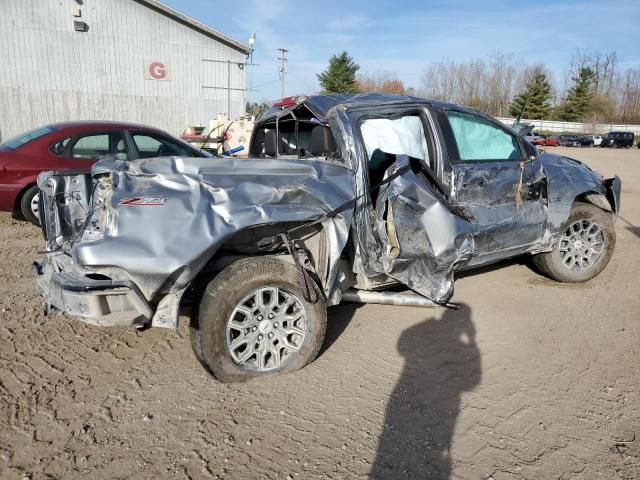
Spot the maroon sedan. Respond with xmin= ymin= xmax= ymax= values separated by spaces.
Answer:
xmin=532 ymin=137 xmax=560 ymax=147
xmin=0 ymin=121 xmax=210 ymax=224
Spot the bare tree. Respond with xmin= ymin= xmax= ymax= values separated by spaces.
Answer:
xmin=618 ymin=68 xmax=640 ymax=123
xmin=417 ymin=49 xmax=635 ymax=123
xmin=357 ymin=71 xmax=406 ymax=94
xmin=419 ymin=52 xmax=522 ymax=117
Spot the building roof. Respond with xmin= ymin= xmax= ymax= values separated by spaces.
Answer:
xmin=135 ymin=0 xmax=251 ymax=54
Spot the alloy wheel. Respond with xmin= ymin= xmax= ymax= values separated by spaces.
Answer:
xmin=225 ymin=287 xmax=307 ymax=372
xmin=558 ymin=219 xmax=605 ymax=271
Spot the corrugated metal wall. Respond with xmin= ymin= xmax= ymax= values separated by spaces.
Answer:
xmin=0 ymin=0 xmax=247 ymax=139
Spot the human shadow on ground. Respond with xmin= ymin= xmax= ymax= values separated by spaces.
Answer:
xmin=370 ymin=303 xmax=481 ymax=479
xmin=618 ymin=215 xmax=640 ymax=239
xmin=626 ymin=226 xmax=640 ymax=238
xmin=318 ymin=302 xmax=363 ymax=357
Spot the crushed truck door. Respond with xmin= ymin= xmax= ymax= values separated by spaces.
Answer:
xmin=373 ymin=155 xmax=475 ymax=303
xmin=345 ymin=105 xmax=475 ymax=303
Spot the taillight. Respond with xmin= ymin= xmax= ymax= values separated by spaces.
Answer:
xmin=272 ymin=95 xmax=307 ymax=108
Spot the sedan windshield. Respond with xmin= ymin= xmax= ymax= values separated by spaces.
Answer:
xmin=1 ymin=126 xmax=56 ymax=150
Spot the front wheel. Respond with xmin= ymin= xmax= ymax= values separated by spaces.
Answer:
xmin=190 ymin=257 xmax=327 ymax=382
xmin=533 ymin=202 xmax=615 ymax=283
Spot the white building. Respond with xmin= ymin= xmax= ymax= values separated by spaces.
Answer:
xmin=0 ymin=0 xmax=250 ymax=139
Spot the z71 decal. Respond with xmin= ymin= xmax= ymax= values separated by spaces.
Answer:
xmin=118 ymin=197 xmax=167 ymax=206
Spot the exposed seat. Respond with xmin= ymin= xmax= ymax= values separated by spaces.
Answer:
xmin=310 ymin=125 xmax=337 ymax=157
xmin=369 ymin=149 xmax=397 ymax=202
xmin=251 ymin=129 xmax=265 ymax=156
xmin=264 ymin=130 xmax=279 ymax=157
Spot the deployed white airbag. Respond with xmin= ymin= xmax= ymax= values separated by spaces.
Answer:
xmin=361 ymin=116 xmax=430 ymax=165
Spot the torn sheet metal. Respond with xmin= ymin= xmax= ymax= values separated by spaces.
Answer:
xmin=373 ymin=156 xmax=475 ymax=302
xmin=328 ymin=101 xmax=470 ymax=300
xmin=38 ymin=169 xmax=93 ymax=248
xmin=40 ymin=156 xmax=356 ymax=302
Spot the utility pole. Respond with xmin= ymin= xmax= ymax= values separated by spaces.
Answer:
xmin=277 ymin=48 xmax=288 ymax=99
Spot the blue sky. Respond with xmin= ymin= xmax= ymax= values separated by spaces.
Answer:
xmin=163 ymin=0 xmax=640 ymax=102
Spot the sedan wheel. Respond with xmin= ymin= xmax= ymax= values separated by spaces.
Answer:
xmin=31 ymin=193 xmax=40 ymax=220
xmin=19 ymin=185 xmax=42 ymax=225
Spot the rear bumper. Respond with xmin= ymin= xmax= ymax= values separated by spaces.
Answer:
xmin=33 ymin=253 xmax=152 ymax=327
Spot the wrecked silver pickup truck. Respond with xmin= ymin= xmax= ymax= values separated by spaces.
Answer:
xmin=34 ymin=94 xmax=621 ymax=382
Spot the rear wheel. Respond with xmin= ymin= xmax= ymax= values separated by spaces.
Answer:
xmin=19 ymin=185 xmax=41 ymax=226
xmin=190 ymin=257 xmax=327 ymax=383
xmin=533 ymin=202 xmax=615 ymax=283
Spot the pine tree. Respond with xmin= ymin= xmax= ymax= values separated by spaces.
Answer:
xmin=509 ymin=73 xmax=553 ymax=119
xmin=317 ymin=52 xmax=360 ymax=94
xmin=562 ymin=67 xmax=595 ymax=122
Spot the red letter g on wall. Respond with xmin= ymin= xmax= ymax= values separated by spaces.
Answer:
xmin=148 ymin=62 xmax=166 ymax=80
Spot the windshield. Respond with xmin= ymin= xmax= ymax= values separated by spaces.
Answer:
xmin=1 ymin=126 xmax=56 ymax=150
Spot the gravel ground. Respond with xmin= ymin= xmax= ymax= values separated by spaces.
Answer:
xmin=1 ymin=147 xmax=639 ymax=479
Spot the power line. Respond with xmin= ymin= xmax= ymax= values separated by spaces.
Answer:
xmin=251 ymin=79 xmax=281 ymax=89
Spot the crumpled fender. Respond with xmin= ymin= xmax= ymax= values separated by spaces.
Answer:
xmin=540 ymin=152 xmax=612 ymax=239
xmin=73 ymin=156 xmax=356 ymax=300
xmin=604 ymin=176 xmax=621 ymax=215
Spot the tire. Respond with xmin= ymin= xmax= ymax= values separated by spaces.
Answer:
xmin=533 ymin=202 xmax=615 ymax=283
xmin=190 ymin=256 xmax=327 ymax=383
xmin=19 ymin=185 xmax=41 ymax=225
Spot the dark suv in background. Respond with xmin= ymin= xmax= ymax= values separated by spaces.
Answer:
xmin=601 ymin=131 xmax=635 ymax=148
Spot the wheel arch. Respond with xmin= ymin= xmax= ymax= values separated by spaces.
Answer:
xmin=153 ymin=220 xmax=341 ymax=330
xmin=13 ymin=182 xmax=38 ymax=211
xmin=575 ymin=191 xmax=614 ymax=213
xmin=190 ymin=221 xmax=332 ymax=296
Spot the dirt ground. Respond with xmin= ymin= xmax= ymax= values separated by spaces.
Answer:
xmin=1 ymin=147 xmax=639 ymax=480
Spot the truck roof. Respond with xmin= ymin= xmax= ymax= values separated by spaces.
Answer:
xmin=259 ymin=93 xmax=459 ymax=123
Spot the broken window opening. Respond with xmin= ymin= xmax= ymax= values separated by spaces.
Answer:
xmin=254 ymin=104 xmax=338 ymax=160
xmin=357 ymin=111 xmax=437 ymax=203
